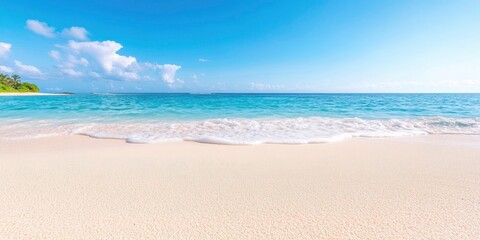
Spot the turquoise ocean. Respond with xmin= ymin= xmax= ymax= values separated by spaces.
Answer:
xmin=1 ymin=93 xmax=479 ymax=144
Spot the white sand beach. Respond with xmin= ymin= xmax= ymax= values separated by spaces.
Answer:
xmin=1 ymin=135 xmax=479 ymax=239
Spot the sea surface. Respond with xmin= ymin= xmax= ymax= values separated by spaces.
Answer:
xmin=1 ymin=93 xmax=480 ymax=144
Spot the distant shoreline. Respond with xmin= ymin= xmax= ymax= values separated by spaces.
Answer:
xmin=0 ymin=92 xmax=71 ymax=96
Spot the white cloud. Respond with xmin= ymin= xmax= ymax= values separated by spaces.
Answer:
xmin=50 ymin=50 xmax=89 ymax=77
xmin=61 ymin=68 xmax=83 ymax=77
xmin=48 ymin=50 xmax=61 ymax=60
xmin=0 ymin=42 xmax=12 ymax=58
xmin=26 ymin=20 xmax=90 ymax=40
xmin=67 ymin=40 xmax=139 ymax=80
xmin=26 ymin=20 xmax=56 ymax=38
xmin=62 ymin=27 xmax=89 ymax=40
xmin=158 ymin=64 xmax=181 ymax=84
xmin=64 ymin=55 xmax=89 ymax=68
xmin=198 ymin=58 xmax=208 ymax=62
xmin=0 ymin=65 xmax=13 ymax=73
xmin=14 ymin=60 xmax=43 ymax=75
xmin=146 ymin=63 xmax=182 ymax=86
xmin=20 ymin=21 xmax=183 ymax=86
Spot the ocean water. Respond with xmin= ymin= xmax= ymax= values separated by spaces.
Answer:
xmin=1 ymin=93 xmax=479 ymax=144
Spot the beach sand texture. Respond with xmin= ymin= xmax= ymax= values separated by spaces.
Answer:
xmin=1 ymin=135 xmax=479 ymax=239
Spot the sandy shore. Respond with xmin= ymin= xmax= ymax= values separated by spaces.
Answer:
xmin=1 ymin=135 xmax=479 ymax=239
xmin=0 ymin=92 xmax=69 ymax=96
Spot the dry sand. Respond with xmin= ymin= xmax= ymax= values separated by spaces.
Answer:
xmin=1 ymin=135 xmax=479 ymax=239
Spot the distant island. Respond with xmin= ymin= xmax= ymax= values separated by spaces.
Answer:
xmin=0 ymin=74 xmax=40 ymax=93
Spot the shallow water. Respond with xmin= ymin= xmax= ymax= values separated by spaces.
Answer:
xmin=1 ymin=93 xmax=479 ymax=144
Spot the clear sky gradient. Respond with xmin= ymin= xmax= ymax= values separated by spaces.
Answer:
xmin=1 ymin=0 xmax=479 ymax=93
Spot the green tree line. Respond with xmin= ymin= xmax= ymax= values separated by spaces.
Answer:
xmin=0 ymin=74 xmax=40 ymax=92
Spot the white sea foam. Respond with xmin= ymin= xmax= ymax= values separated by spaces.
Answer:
xmin=1 ymin=117 xmax=479 ymax=144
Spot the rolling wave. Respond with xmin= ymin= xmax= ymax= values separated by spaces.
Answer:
xmin=1 ymin=117 xmax=479 ymax=144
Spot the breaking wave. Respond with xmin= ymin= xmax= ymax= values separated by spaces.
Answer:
xmin=1 ymin=117 xmax=479 ymax=144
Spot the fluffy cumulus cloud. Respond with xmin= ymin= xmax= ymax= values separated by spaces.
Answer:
xmin=0 ymin=42 xmax=12 ymax=58
xmin=19 ymin=19 xmax=182 ymax=88
xmin=146 ymin=63 xmax=182 ymax=86
xmin=14 ymin=60 xmax=43 ymax=75
xmin=65 ymin=40 xmax=139 ymax=80
xmin=158 ymin=64 xmax=181 ymax=84
xmin=63 ymin=55 xmax=89 ymax=69
xmin=26 ymin=20 xmax=56 ymax=38
xmin=62 ymin=27 xmax=89 ymax=40
xmin=49 ymin=40 xmax=182 ymax=84
xmin=0 ymin=65 xmax=13 ymax=73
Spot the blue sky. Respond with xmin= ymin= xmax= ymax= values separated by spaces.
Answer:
xmin=1 ymin=0 xmax=479 ymax=93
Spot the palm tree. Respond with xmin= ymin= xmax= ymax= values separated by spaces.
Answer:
xmin=11 ymin=74 xmax=21 ymax=88
xmin=11 ymin=74 xmax=20 ymax=82
xmin=0 ymin=74 xmax=11 ymax=85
